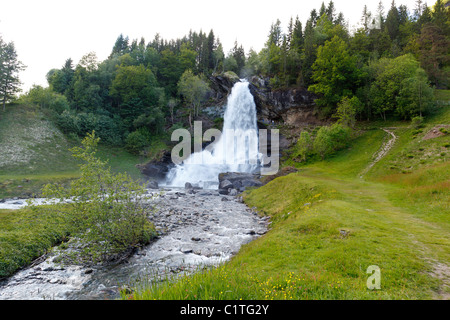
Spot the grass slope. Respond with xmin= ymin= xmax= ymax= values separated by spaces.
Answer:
xmin=0 ymin=104 xmax=144 ymax=198
xmin=129 ymin=103 xmax=449 ymax=300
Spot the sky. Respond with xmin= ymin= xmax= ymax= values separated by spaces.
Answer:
xmin=0 ymin=0 xmax=422 ymax=93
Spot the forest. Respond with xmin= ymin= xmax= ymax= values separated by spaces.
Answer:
xmin=4 ymin=0 xmax=449 ymax=154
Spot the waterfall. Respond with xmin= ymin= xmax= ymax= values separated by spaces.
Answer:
xmin=164 ymin=80 xmax=260 ymax=189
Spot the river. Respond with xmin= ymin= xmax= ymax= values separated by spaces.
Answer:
xmin=0 ymin=187 xmax=269 ymax=300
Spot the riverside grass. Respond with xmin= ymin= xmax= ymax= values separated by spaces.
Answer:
xmin=128 ymin=106 xmax=449 ymax=300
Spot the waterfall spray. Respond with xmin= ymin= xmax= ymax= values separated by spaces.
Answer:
xmin=164 ymin=80 xmax=261 ymax=189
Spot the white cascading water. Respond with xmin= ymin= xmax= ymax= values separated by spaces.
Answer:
xmin=164 ymin=80 xmax=260 ymax=189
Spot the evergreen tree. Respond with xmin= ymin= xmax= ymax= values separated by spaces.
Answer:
xmin=376 ymin=0 xmax=385 ymax=29
xmin=319 ymin=2 xmax=327 ymax=19
xmin=361 ymin=5 xmax=372 ymax=32
xmin=417 ymin=22 xmax=450 ymax=87
xmin=232 ymin=41 xmax=246 ymax=76
xmin=386 ymin=0 xmax=400 ymax=41
xmin=0 ymin=38 xmax=25 ymax=111
xmin=109 ymin=34 xmax=129 ymax=58
xmin=326 ymin=0 xmax=336 ymax=23
xmin=291 ymin=16 xmax=304 ymax=52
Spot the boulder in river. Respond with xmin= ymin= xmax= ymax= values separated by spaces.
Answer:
xmin=218 ymin=172 xmax=263 ymax=195
xmin=147 ymin=180 xmax=159 ymax=189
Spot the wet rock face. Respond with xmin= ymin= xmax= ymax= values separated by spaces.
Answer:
xmin=206 ymin=74 xmax=319 ymax=126
xmin=137 ymin=151 xmax=174 ymax=181
xmin=207 ymin=73 xmax=241 ymax=102
xmin=247 ymin=76 xmax=318 ymax=124
xmin=0 ymin=188 xmax=269 ymax=300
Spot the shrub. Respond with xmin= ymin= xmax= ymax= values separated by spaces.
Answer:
xmin=411 ymin=116 xmax=424 ymax=129
xmin=293 ymin=131 xmax=312 ymax=162
xmin=57 ymin=109 xmax=80 ymax=134
xmin=328 ymin=123 xmax=351 ymax=151
xmin=313 ymin=126 xmax=333 ymax=160
xmin=31 ymin=132 xmax=155 ymax=264
xmin=125 ymin=127 xmax=152 ymax=155
xmin=334 ymin=96 xmax=361 ymax=128
xmin=311 ymin=124 xmax=352 ymax=160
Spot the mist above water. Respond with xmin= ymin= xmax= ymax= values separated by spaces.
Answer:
xmin=164 ymin=80 xmax=260 ymax=189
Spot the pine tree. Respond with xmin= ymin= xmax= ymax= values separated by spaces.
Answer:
xmin=386 ymin=0 xmax=400 ymax=40
xmin=291 ymin=16 xmax=304 ymax=52
xmin=109 ymin=34 xmax=129 ymax=58
xmin=376 ymin=0 xmax=385 ymax=29
xmin=361 ymin=5 xmax=372 ymax=32
xmin=326 ymin=0 xmax=336 ymax=23
xmin=0 ymin=38 xmax=25 ymax=111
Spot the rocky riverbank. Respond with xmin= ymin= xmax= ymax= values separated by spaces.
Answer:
xmin=0 ymin=187 xmax=269 ymax=300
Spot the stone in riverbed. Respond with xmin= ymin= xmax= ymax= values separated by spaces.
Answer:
xmin=219 ymin=179 xmax=233 ymax=190
xmin=147 ymin=180 xmax=159 ymax=189
xmin=218 ymin=172 xmax=263 ymax=195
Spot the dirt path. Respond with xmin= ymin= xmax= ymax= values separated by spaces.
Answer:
xmin=359 ymin=128 xmax=397 ymax=178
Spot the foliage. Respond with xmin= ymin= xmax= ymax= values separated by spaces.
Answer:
xmin=309 ymin=36 xmax=361 ymax=113
xmin=293 ymin=131 xmax=312 ymax=162
xmin=334 ymin=96 xmax=361 ymax=128
xmin=397 ymin=68 xmax=434 ymax=119
xmin=368 ymin=54 xmax=423 ymax=120
xmin=31 ymin=132 xmax=155 ymax=263
xmin=56 ymin=109 xmax=124 ymax=145
xmin=311 ymin=123 xmax=351 ymax=160
xmin=20 ymin=85 xmax=69 ymax=114
xmin=0 ymin=36 xmax=26 ymax=111
xmin=177 ymin=69 xmax=210 ymax=126
xmin=125 ymin=127 xmax=152 ymax=155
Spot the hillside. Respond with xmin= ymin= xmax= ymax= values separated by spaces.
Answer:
xmin=129 ymin=97 xmax=449 ymax=300
xmin=0 ymin=104 xmax=145 ymax=199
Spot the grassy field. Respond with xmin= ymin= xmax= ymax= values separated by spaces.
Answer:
xmin=128 ymin=103 xmax=449 ymax=300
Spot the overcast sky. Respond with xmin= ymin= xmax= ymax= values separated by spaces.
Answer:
xmin=0 ymin=0 xmax=423 ymax=92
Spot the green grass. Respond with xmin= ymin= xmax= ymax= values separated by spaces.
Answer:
xmin=434 ymin=89 xmax=450 ymax=101
xmin=128 ymin=105 xmax=449 ymax=300
xmin=0 ymin=207 xmax=71 ymax=279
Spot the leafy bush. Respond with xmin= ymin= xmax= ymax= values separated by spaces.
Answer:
xmin=294 ymin=124 xmax=351 ymax=162
xmin=293 ymin=131 xmax=312 ymax=162
xmin=328 ymin=123 xmax=351 ymax=151
xmin=57 ymin=109 xmax=80 ymax=134
xmin=56 ymin=110 xmax=124 ymax=145
xmin=411 ymin=116 xmax=424 ymax=128
xmin=334 ymin=96 xmax=362 ymax=128
xmin=313 ymin=126 xmax=333 ymax=160
xmin=31 ymin=132 xmax=155 ymax=264
xmin=20 ymin=85 xmax=70 ymax=114
xmin=125 ymin=127 xmax=152 ymax=155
